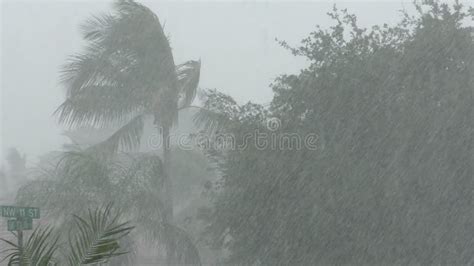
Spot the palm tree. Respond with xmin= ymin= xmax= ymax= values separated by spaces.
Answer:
xmin=16 ymin=148 xmax=203 ymax=264
xmin=55 ymin=0 xmax=200 ymax=225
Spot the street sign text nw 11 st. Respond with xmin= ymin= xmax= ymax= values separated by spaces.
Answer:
xmin=1 ymin=206 xmax=40 ymax=219
xmin=7 ymin=219 xmax=33 ymax=231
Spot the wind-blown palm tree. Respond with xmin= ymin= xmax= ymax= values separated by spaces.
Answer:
xmin=55 ymin=0 xmax=200 ymax=223
xmin=16 ymin=148 xmax=202 ymax=264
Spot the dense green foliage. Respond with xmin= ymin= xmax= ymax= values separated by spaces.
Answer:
xmin=197 ymin=1 xmax=474 ymax=264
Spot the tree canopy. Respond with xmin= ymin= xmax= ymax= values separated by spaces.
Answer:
xmin=197 ymin=1 xmax=474 ymax=264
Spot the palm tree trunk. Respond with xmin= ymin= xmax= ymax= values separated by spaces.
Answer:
xmin=162 ymin=124 xmax=177 ymax=265
xmin=162 ymin=124 xmax=173 ymax=222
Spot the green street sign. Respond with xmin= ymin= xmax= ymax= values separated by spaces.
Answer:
xmin=1 ymin=206 xmax=40 ymax=219
xmin=7 ymin=219 xmax=33 ymax=231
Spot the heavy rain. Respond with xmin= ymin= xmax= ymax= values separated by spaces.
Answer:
xmin=1 ymin=0 xmax=474 ymax=265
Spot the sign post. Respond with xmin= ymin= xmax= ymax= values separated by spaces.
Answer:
xmin=1 ymin=205 xmax=40 ymax=266
xmin=18 ymin=230 xmax=23 ymax=265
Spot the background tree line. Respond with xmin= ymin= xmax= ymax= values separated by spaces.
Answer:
xmin=196 ymin=1 xmax=474 ymax=264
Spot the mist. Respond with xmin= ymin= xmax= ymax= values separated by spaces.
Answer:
xmin=1 ymin=0 xmax=474 ymax=265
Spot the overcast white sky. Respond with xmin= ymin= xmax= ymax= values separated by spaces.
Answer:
xmin=1 ymin=0 xmax=471 ymax=164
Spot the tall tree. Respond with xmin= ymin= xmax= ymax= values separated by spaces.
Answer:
xmin=54 ymin=1 xmax=200 ymax=263
xmin=55 ymin=0 xmax=200 ymax=225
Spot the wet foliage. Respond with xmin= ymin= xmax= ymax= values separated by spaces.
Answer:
xmin=196 ymin=1 xmax=474 ymax=264
xmin=3 ymin=0 xmax=474 ymax=265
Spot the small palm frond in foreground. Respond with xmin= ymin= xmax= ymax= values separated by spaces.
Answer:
xmin=0 ymin=205 xmax=134 ymax=265
xmin=0 ymin=226 xmax=59 ymax=266
xmin=66 ymin=204 xmax=134 ymax=265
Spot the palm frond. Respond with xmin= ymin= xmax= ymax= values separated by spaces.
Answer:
xmin=56 ymin=49 xmax=147 ymax=129
xmin=66 ymin=204 xmax=134 ymax=265
xmin=107 ymin=234 xmax=137 ymax=265
xmin=193 ymin=108 xmax=231 ymax=135
xmin=114 ymin=153 xmax=165 ymax=189
xmin=177 ymin=60 xmax=201 ymax=108
xmin=56 ymin=149 xmax=111 ymax=181
xmin=0 ymin=226 xmax=59 ymax=266
xmin=80 ymin=13 xmax=116 ymax=42
xmin=59 ymin=45 xmax=138 ymax=99
xmin=57 ymin=46 xmax=148 ymax=129
xmin=112 ymin=153 xmax=168 ymax=237
xmin=89 ymin=113 xmax=146 ymax=154
xmin=15 ymin=150 xmax=116 ymax=220
xmin=104 ymin=0 xmax=178 ymax=89
xmin=16 ymin=179 xmax=59 ymax=207
xmin=55 ymin=100 xmax=142 ymax=132
xmin=58 ymin=0 xmax=178 ymax=131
